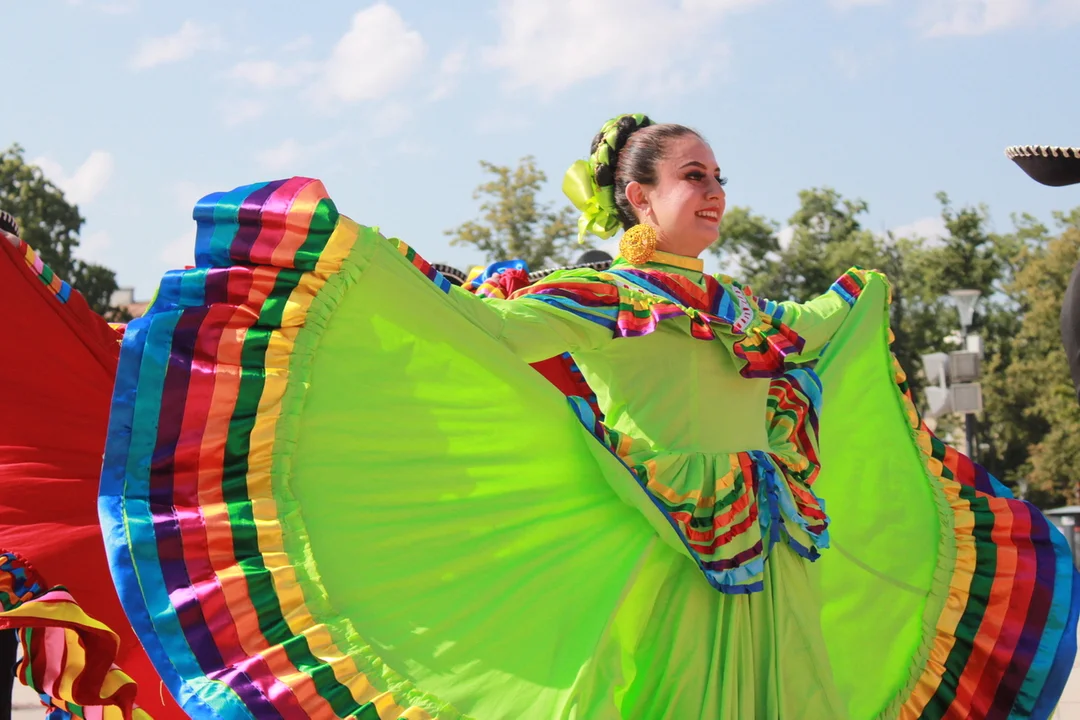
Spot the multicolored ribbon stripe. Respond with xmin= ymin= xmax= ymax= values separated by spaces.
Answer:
xmin=507 ymin=264 xmax=807 ymax=379
xmin=884 ymin=335 xmax=1079 ymax=719
xmin=13 ymin=239 xmax=73 ymax=303
xmin=0 ymin=553 xmax=149 ymax=720
xmin=98 ymin=175 xmax=1078 ymax=719
xmin=99 ymin=178 xmax=458 ymax=720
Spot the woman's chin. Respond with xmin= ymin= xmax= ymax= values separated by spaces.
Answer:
xmin=686 ymin=232 xmax=719 ymax=255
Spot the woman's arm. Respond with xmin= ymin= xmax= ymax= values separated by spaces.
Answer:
xmin=761 ymin=268 xmax=874 ymax=359
xmin=444 ymin=278 xmax=614 ymax=363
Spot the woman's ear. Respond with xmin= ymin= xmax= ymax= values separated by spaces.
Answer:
xmin=625 ymin=181 xmax=650 ymax=221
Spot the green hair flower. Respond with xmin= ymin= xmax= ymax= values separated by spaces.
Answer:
xmin=563 ymin=113 xmax=652 ymax=243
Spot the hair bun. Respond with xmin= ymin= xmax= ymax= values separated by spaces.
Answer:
xmin=590 ymin=113 xmax=653 ymax=189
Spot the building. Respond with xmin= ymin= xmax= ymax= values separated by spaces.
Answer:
xmin=109 ymin=287 xmax=150 ymax=319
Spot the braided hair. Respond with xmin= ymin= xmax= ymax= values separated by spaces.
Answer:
xmin=588 ymin=114 xmax=703 ymax=230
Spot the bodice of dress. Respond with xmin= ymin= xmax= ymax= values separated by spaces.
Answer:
xmin=573 ymin=315 xmax=773 ymax=455
xmin=448 ymin=255 xmax=869 ymax=592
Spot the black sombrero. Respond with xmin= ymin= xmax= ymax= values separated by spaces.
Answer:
xmin=1006 ymin=145 xmax=1080 ymax=187
xmin=431 ymin=263 xmax=469 ymax=287
xmin=528 ymin=250 xmax=614 ymax=282
xmin=0 ymin=209 xmax=19 ymax=248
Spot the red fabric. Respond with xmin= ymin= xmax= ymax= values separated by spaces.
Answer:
xmin=530 ymin=356 xmax=586 ymax=398
xmin=0 ymin=238 xmax=183 ymax=718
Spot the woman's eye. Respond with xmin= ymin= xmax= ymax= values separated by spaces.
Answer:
xmin=686 ymin=172 xmax=727 ymax=187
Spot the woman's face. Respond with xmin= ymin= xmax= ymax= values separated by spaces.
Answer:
xmin=631 ymin=134 xmax=727 ymax=255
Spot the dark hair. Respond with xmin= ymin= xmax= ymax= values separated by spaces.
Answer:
xmin=589 ymin=116 xmax=702 ymax=230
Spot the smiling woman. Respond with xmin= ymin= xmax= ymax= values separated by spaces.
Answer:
xmin=10 ymin=113 xmax=1071 ymax=720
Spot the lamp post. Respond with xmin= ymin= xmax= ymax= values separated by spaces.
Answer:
xmin=950 ymin=291 xmax=984 ymax=464
xmin=920 ymin=289 xmax=983 ymax=461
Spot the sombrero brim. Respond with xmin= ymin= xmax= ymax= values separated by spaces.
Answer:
xmin=430 ymin=263 xmax=468 ymax=286
xmin=1006 ymin=145 xmax=1080 ymax=187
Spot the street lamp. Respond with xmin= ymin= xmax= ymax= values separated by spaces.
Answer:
xmin=920 ymin=289 xmax=984 ymax=461
xmin=949 ymin=289 xmax=981 ymax=336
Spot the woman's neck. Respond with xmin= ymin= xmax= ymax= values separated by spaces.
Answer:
xmin=656 ymin=230 xmax=708 ymax=259
xmin=648 ymin=249 xmax=704 ymax=272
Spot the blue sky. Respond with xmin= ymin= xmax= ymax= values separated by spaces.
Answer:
xmin=2 ymin=0 xmax=1080 ymax=297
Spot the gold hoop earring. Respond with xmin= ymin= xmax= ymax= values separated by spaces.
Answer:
xmin=619 ymin=224 xmax=658 ymax=264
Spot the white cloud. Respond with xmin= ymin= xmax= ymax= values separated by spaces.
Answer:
xmin=316 ymin=4 xmax=426 ymax=104
xmin=890 ymin=215 xmax=948 ymax=242
xmin=474 ymin=108 xmax=531 ymax=134
xmin=228 ymin=59 xmax=318 ymax=89
xmin=225 ymin=5 xmax=426 ymax=127
xmin=254 ymin=134 xmax=348 ymax=173
xmin=33 ymin=151 xmax=115 ymax=206
xmin=222 ymin=98 xmax=267 ymax=127
xmin=831 ymin=48 xmax=863 ymax=78
xmin=429 ymin=47 xmax=467 ymax=102
xmin=75 ymin=229 xmax=112 ymax=263
xmin=483 ymin=0 xmax=764 ymax=95
xmin=172 ymin=181 xmax=206 ymax=212
xmin=96 ymin=0 xmax=139 ymax=14
xmin=284 ymin=35 xmax=313 ymax=52
xmin=683 ymin=0 xmax=775 ymax=10
xmin=68 ymin=0 xmax=139 ymax=12
xmin=160 ymin=231 xmax=196 ymax=269
xmin=828 ymin=0 xmax=888 ymax=8
xmin=915 ymin=0 xmax=1080 ymax=36
xmin=776 ymin=225 xmax=796 ymax=250
xmin=257 ymin=139 xmax=306 ymax=173
xmin=130 ymin=20 xmax=218 ymax=70
xmin=371 ymin=102 xmax=414 ymax=137
xmin=395 ymin=139 xmax=432 ymax=156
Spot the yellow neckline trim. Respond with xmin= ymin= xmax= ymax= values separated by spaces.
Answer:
xmin=621 ymin=249 xmax=705 ymax=272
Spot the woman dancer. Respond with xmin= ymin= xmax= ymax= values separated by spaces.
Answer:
xmin=92 ymin=115 xmax=1080 ymax=719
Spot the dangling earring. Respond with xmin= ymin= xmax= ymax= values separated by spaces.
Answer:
xmin=620 ymin=224 xmax=658 ymax=264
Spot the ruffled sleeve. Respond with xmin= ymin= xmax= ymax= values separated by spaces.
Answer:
xmin=749 ymin=267 xmax=875 ymax=360
xmin=443 ymin=270 xmax=616 ymax=363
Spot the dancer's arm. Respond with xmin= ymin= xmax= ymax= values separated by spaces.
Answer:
xmin=445 ymin=285 xmax=613 ymax=363
xmin=761 ymin=268 xmax=877 ymax=359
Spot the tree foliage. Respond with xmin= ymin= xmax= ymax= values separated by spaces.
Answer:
xmin=981 ymin=211 xmax=1080 ymax=506
xmin=0 ymin=143 xmax=122 ymax=318
xmin=449 ymin=155 xmax=1079 ymax=505
xmin=710 ymin=185 xmax=1080 ymax=507
xmin=445 ymin=157 xmax=591 ymax=270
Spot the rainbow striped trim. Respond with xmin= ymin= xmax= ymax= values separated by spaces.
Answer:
xmin=96 ymin=175 xmax=1078 ymax=719
xmin=587 ymin=362 xmax=828 ymax=594
xmin=511 ymin=266 xmax=808 ymax=379
xmin=0 ymin=553 xmax=149 ymax=720
xmin=828 ymin=267 xmax=871 ymax=307
xmin=17 ymin=240 xmax=73 ymax=303
xmin=883 ymin=312 xmax=1078 ymax=718
xmin=99 ymin=178 xmax=459 ymax=720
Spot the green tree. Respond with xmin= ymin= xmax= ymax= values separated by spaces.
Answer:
xmin=0 ymin=143 xmax=122 ymax=318
xmin=706 ymin=188 xmax=1014 ymax=419
xmin=446 ymin=157 xmax=591 ymax=270
xmin=709 ymin=206 xmax=779 ymax=279
xmin=744 ymin=187 xmax=883 ymax=301
xmin=981 ymin=209 xmax=1080 ymax=506
xmin=889 ymin=193 xmax=1011 ymax=410
xmin=707 ymin=186 xmax=1079 ymax=505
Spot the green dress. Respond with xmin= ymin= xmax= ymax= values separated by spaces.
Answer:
xmin=96 ymin=177 xmax=1079 ymax=720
